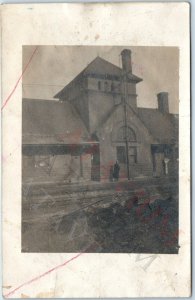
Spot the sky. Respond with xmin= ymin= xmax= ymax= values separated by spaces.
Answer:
xmin=23 ymin=46 xmax=179 ymax=113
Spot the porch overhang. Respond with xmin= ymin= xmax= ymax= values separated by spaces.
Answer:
xmin=22 ymin=143 xmax=99 ymax=156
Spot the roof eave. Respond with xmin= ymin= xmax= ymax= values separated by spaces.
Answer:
xmin=54 ymin=91 xmax=61 ymax=99
xmin=128 ymin=75 xmax=143 ymax=83
xmin=133 ymin=78 xmax=143 ymax=84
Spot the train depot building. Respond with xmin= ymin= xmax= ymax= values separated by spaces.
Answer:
xmin=22 ymin=49 xmax=178 ymax=183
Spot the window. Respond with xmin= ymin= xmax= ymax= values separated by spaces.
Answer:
xmin=114 ymin=95 xmax=121 ymax=105
xmin=104 ymin=81 xmax=109 ymax=92
xmin=111 ymin=82 xmax=115 ymax=92
xmin=129 ymin=147 xmax=137 ymax=163
xmin=117 ymin=126 xmax=136 ymax=142
xmin=116 ymin=146 xmax=137 ymax=164
xmin=117 ymin=83 xmax=121 ymax=93
xmin=98 ymin=81 xmax=101 ymax=90
xmin=117 ymin=146 xmax=126 ymax=164
xmin=164 ymin=145 xmax=172 ymax=158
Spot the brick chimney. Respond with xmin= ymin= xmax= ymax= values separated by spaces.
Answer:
xmin=121 ymin=49 xmax=132 ymax=74
xmin=157 ymin=92 xmax=169 ymax=114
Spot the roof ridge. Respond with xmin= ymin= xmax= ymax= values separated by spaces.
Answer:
xmin=54 ymin=56 xmax=122 ymax=99
xmin=83 ymin=56 xmax=122 ymax=74
xmin=126 ymin=103 xmax=160 ymax=142
xmin=54 ymin=54 xmax=142 ymax=99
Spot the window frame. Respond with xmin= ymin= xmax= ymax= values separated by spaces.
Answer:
xmin=116 ymin=145 xmax=137 ymax=164
xmin=128 ymin=146 xmax=137 ymax=164
xmin=98 ymin=81 xmax=101 ymax=90
xmin=116 ymin=145 xmax=127 ymax=164
xmin=104 ymin=81 xmax=109 ymax=92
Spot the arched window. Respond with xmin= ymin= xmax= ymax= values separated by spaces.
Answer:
xmin=117 ymin=126 xmax=136 ymax=142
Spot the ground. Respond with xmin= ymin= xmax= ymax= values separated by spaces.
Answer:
xmin=22 ymin=179 xmax=179 ymax=254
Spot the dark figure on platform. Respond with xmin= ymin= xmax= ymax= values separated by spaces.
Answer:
xmin=113 ymin=161 xmax=120 ymax=181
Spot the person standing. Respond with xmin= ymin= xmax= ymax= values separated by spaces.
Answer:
xmin=113 ymin=160 xmax=120 ymax=181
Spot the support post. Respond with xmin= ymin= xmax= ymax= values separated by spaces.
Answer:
xmin=122 ymin=70 xmax=130 ymax=180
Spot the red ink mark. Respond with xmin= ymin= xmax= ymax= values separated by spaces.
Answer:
xmin=1 ymin=47 xmax=38 ymax=111
xmin=163 ymin=229 xmax=179 ymax=247
xmin=125 ymin=195 xmax=138 ymax=211
xmin=4 ymin=252 xmax=82 ymax=298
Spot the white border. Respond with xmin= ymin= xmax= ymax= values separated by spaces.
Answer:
xmin=1 ymin=3 xmax=190 ymax=298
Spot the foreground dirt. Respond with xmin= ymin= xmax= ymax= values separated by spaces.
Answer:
xmin=22 ymin=193 xmax=178 ymax=253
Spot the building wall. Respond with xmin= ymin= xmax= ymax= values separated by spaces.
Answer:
xmin=22 ymin=144 xmax=94 ymax=182
xmin=88 ymin=91 xmax=117 ymax=133
xmin=23 ymin=153 xmax=92 ymax=182
xmin=97 ymin=105 xmax=156 ymax=180
xmin=126 ymin=94 xmax=137 ymax=110
xmin=87 ymin=77 xmax=138 ymax=133
xmin=59 ymin=76 xmax=90 ymax=130
xmin=72 ymin=92 xmax=90 ymax=130
xmin=63 ymin=75 xmax=138 ymax=134
xmin=87 ymin=77 xmax=121 ymax=133
xmin=60 ymin=75 xmax=85 ymax=102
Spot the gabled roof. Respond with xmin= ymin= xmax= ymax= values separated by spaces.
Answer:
xmin=54 ymin=56 xmax=142 ymax=99
xmin=82 ymin=56 xmax=142 ymax=82
xmin=93 ymin=102 xmax=178 ymax=144
xmin=22 ymin=99 xmax=90 ymax=144
xmin=137 ymin=108 xmax=178 ymax=144
xmin=22 ymin=99 xmax=178 ymax=147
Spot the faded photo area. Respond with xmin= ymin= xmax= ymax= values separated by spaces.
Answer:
xmin=22 ymin=46 xmax=179 ymax=253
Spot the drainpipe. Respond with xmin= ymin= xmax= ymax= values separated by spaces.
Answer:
xmin=164 ymin=157 xmax=170 ymax=175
